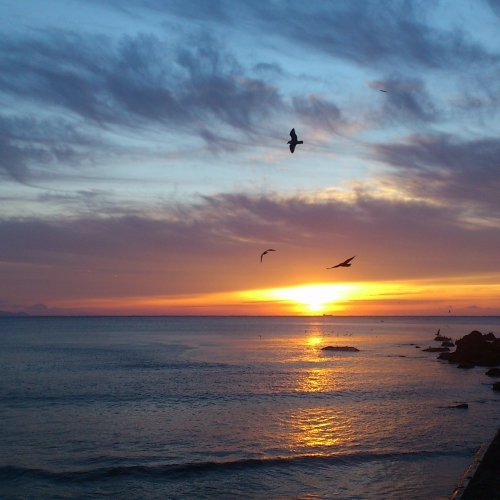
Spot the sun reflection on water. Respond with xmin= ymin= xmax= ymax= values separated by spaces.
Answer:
xmin=287 ymin=407 xmax=354 ymax=451
xmin=306 ymin=336 xmax=323 ymax=347
xmin=296 ymin=367 xmax=332 ymax=393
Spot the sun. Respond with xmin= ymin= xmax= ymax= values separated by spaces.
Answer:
xmin=264 ymin=283 xmax=358 ymax=314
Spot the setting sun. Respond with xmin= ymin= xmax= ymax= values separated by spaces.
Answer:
xmin=244 ymin=283 xmax=361 ymax=314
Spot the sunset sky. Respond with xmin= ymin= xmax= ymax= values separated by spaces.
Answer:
xmin=1 ymin=0 xmax=500 ymax=315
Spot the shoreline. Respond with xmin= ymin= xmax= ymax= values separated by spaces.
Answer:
xmin=451 ymin=428 xmax=500 ymax=500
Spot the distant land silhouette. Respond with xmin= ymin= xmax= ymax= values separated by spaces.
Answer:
xmin=0 ymin=310 xmax=30 ymax=316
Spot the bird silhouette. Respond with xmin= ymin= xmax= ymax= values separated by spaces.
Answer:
xmin=288 ymin=128 xmax=303 ymax=153
xmin=327 ymin=256 xmax=355 ymax=269
xmin=379 ymin=89 xmax=387 ymax=93
xmin=260 ymin=249 xmax=276 ymax=262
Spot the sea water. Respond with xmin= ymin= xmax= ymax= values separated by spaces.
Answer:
xmin=1 ymin=316 xmax=499 ymax=500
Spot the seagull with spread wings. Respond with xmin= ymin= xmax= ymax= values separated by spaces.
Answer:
xmin=260 ymin=249 xmax=276 ymax=263
xmin=287 ymin=128 xmax=303 ymax=153
xmin=327 ymin=256 xmax=355 ymax=269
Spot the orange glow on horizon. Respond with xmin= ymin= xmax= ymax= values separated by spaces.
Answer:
xmin=54 ymin=275 xmax=500 ymax=315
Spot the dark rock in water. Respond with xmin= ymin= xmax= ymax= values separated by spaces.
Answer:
xmin=485 ymin=367 xmax=500 ymax=377
xmin=321 ymin=346 xmax=359 ymax=352
xmin=484 ymin=332 xmax=496 ymax=341
xmin=422 ymin=346 xmax=450 ymax=352
xmin=434 ymin=335 xmax=452 ymax=341
xmin=451 ymin=403 xmax=469 ymax=409
xmin=441 ymin=341 xmax=454 ymax=347
xmin=457 ymin=363 xmax=475 ymax=369
xmin=415 ymin=346 xmax=420 ymax=348
xmin=436 ymin=330 xmax=500 ymax=367
xmin=493 ymin=382 xmax=500 ymax=392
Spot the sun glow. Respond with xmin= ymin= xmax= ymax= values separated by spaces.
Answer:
xmin=56 ymin=276 xmax=500 ymax=315
xmin=242 ymin=283 xmax=361 ymax=314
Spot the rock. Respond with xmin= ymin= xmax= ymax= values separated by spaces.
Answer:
xmin=415 ymin=346 xmax=420 ymax=348
xmin=321 ymin=346 xmax=359 ymax=352
xmin=485 ymin=368 xmax=500 ymax=377
xmin=493 ymin=382 xmax=500 ymax=392
xmin=457 ymin=363 xmax=475 ymax=369
xmin=441 ymin=341 xmax=454 ymax=347
xmin=453 ymin=403 xmax=469 ymax=409
xmin=484 ymin=332 xmax=496 ymax=341
xmin=422 ymin=346 xmax=450 ymax=352
xmin=436 ymin=330 xmax=500 ymax=367
xmin=435 ymin=335 xmax=452 ymax=341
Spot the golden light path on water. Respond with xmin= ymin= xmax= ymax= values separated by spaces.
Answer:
xmin=273 ymin=329 xmax=357 ymax=455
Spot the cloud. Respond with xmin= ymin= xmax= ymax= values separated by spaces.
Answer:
xmin=367 ymin=77 xmax=439 ymax=124
xmin=84 ymin=0 xmax=500 ymax=76
xmin=292 ymin=95 xmax=343 ymax=132
xmin=0 ymin=30 xmax=283 ymax=134
xmin=374 ymin=134 xmax=500 ymax=215
xmin=269 ymin=1 xmax=499 ymax=70
xmin=486 ymin=0 xmax=500 ymax=16
xmin=0 ymin=115 xmax=99 ymax=181
xmin=253 ymin=62 xmax=283 ymax=76
xmin=120 ymin=0 xmax=500 ymax=70
xmin=1 ymin=189 xmax=498 ymax=282
xmin=105 ymin=0 xmax=230 ymax=22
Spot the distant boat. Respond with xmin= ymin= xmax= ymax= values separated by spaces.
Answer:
xmin=322 ymin=314 xmax=332 ymax=316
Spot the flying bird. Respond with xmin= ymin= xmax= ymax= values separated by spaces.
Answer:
xmin=327 ymin=256 xmax=355 ymax=269
xmin=260 ymin=249 xmax=276 ymax=263
xmin=379 ymin=89 xmax=387 ymax=93
xmin=287 ymin=128 xmax=303 ymax=153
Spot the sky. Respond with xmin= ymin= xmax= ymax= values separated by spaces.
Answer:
xmin=1 ymin=0 xmax=500 ymax=315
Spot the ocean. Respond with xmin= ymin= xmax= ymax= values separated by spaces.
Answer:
xmin=1 ymin=316 xmax=499 ymax=499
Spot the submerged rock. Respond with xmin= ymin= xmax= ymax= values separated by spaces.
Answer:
xmin=451 ymin=403 xmax=469 ymax=409
xmin=321 ymin=346 xmax=359 ymax=352
xmin=485 ymin=367 xmax=500 ymax=377
xmin=493 ymin=382 xmax=500 ymax=392
xmin=457 ymin=363 xmax=475 ymax=369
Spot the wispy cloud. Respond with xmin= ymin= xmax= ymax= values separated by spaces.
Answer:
xmin=0 ymin=31 xmax=283 ymax=132
xmin=0 ymin=114 xmax=99 ymax=181
xmin=367 ymin=77 xmax=439 ymax=124
xmin=374 ymin=133 xmax=500 ymax=216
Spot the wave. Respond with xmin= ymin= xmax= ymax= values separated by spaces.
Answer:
xmin=0 ymin=450 xmax=468 ymax=484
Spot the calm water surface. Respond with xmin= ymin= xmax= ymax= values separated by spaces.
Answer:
xmin=1 ymin=316 xmax=500 ymax=499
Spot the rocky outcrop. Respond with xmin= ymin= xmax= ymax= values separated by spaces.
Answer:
xmin=321 ymin=346 xmax=359 ymax=352
xmin=438 ymin=330 xmax=500 ymax=368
